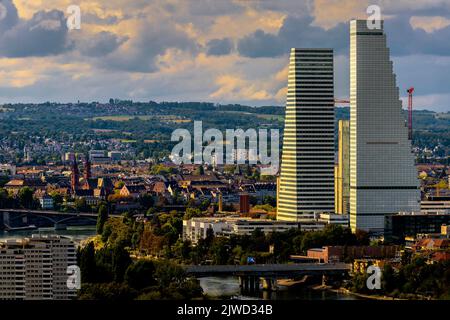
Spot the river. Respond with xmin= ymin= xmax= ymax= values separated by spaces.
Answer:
xmin=0 ymin=226 xmax=97 ymax=246
xmin=199 ymin=277 xmax=361 ymax=300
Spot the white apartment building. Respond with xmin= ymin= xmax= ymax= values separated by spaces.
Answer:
xmin=0 ymin=235 xmax=77 ymax=300
xmin=349 ymin=20 xmax=420 ymax=234
xmin=183 ymin=217 xmax=299 ymax=244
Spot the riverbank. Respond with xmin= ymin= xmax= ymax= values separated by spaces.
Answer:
xmin=311 ymin=285 xmax=407 ymax=300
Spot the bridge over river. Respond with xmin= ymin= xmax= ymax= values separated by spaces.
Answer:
xmin=185 ymin=263 xmax=352 ymax=293
xmin=0 ymin=209 xmax=120 ymax=230
xmin=185 ymin=263 xmax=351 ymax=277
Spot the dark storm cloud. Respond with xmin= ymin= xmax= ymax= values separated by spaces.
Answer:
xmin=206 ymin=38 xmax=234 ymax=56
xmin=237 ymin=30 xmax=284 ymax=58
xmin=385 ymin=15 xmax=450 ymax=56
xmin=78 ymin=31 xmax=128 ymax=57
xmin=237 ymin=15 xmax=348 ymax=58
xmin=0 ymin=6 xmax=71 ymax=58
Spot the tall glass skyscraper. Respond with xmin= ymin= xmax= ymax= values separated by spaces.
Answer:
xmin=349 ymin=20 xmax=420 ymax=234
xmin=277 ymin=48 xmax=335 ymax=222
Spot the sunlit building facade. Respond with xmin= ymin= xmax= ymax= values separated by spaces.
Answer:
xmin=349 ymin=20 xmax=420 ymax=234
xmin=278 ymin=48 xmax=335 ymax=222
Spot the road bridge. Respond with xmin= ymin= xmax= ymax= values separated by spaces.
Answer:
xmin=0 ymin=209 xmax=120 ymax=230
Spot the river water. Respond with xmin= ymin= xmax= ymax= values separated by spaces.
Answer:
xmin=199 ymin=277 xmax=360 ymax=300
xmin=1 ymin=228 xmax=359 ymax=300
xmin=0 ymin=226 xmax=97 ymax=246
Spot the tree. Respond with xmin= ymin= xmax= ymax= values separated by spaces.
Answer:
xmin=183 ymin=207 xmax=203 ymax=220
xmin=0 ymin=188 xmax=11 ymax=208
xmin=154 ymin=260 xmax=187 ymax=288
xmin=173 ymin=239 xmax=192 ymax=261
xmin=382 ymin=263 xmax=398 ymax=294
xmin=78 ymin=242 xmax=97 ymax=283
xmin=146 ymin=207 xmax=157 ymax=217
xmin=139 ymin=193 xmax=154 ymax=209
xmin=96 ymin=205 xmax=108 ymax=234
xmin=112 ymin=243 xmax=132 ymax=282
xmin=18 ymin=187 xmax=34 ymax=209
xmin=210 ymin=237 xmax=230 ymax=265
xmin=50 ymin=192 xmax=63 ymax=209
xmin=78 ymin=282 xmax=136 ymax=301
xmin=125 ymin=260 xmax=156 ymax=290
xmin=74 ymin=197 xmax=88 ymax=212
xmin=262 ymin=195 xmax=276 ymax=207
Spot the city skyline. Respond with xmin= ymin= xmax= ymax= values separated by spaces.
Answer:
xmin=0 ymin=0 xmax=448 ymax=112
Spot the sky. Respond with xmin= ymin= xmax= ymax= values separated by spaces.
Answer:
xmin=0 ymin=0 xmax=449 ymax=112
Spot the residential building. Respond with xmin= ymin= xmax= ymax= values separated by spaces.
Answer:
xmin=349 ymin=20 xmax=420 ymax=234
xmin=39 ymin=195 xmax=54 ymax=210
xmin=0 ymin=235 xmax=77 ymax=300
xmin=4 ymin=178 xmax=47 ymax=195
xmin=278 ymin=48 xmax=335 ymax=222
xmin=120 ymin=184 xmax=147 ymax=198
xmin=108 ymin=151 xmax=122 ymax=162
xmin=0 ymin=164 xmax=16 ymax=176
xmin=183 ymin=217 xmax=299 ymax=244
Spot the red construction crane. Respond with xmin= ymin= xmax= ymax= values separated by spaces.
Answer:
xmin=407 ymin=87 xmax=414 ymax=140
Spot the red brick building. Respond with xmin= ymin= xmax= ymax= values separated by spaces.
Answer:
xmin=307 ymin=246 xmax=400 ymax=263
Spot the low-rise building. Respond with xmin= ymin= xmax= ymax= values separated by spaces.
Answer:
xmin=306 ymin=245 xmax=400 ymax=263
xmin=120 ymin=184 xmax=147 ymax=198
xmin=182 ymin=217 xmax=299 ymax=244
xmin=385 ymin=212 xmax=450 ymax=243
xmin=317 ymin=213 xmax=350 ymax=227
xmin=39 ymin=195 xmax=54 ymax=210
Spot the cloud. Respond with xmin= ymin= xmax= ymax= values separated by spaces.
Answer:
xmin=206 ymin=38 xmax=234 ymax=56
xmin=385 ymin=15 xmax=450 ymax=56
xmin=237 ymin=15 xmax=348 ymax=58
xmin=410 ymin=16 xmax=450 ymax=33
xmin=0 ymin=5 xmax=71 ymax=58
xmin=210 ymin=74 xmax=272 ymax=101
xmin=78 ymin=31 xmax=128 ymax=57
xmin=0 ymin=0 xmax=19 ymax=30
xmin=401 ymin=93 xmax=450 ymax=112
xmin=98 ymin=20 xmax=198 ymax=73
xmin=237 ymin=30 xmax=284 ymax=58
xmin=82 ymin=12 xmax=122 ymax=26
xmin=187 ymin=0 xmax=244 ymax=16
